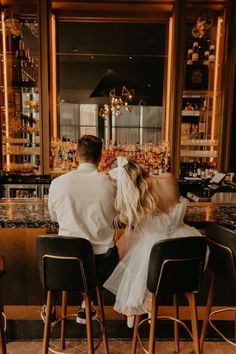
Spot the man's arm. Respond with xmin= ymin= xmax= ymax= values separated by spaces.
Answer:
xmin=48 ymin=182 xmax=58 ymax=221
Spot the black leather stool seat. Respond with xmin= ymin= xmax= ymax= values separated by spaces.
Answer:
xmin=200 ymin=222 xmax=236 ymax=351
xmin=36 ymin=235 xmax=109 ymax=354
xmin=131 ymin=236 xmax=207 ymax=354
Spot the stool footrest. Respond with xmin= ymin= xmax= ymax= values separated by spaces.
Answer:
xmin=209 ymin=308 xmax=236 ymax=347
xmin=135 ymin=314 xmax=194 ymax=354
xmin=42 ymin=310 xmax=106 ymax=353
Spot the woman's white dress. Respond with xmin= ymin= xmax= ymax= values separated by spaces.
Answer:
xmin=103 ymin=197 xmax=202 ymax=316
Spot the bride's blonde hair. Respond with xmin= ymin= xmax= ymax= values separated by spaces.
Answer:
xmin=109 ymin=156 xmax=159 ymax=233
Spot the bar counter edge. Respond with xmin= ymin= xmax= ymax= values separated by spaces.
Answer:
xmin=0 ymin=198 xmax=236 ymax=340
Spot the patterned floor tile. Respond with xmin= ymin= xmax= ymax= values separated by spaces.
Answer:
xmin=6 ymin=339 xmax=236 ymax=354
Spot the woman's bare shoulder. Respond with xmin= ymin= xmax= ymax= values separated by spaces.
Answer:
xmin=156 ymin=172 xmax=175 ymax=180
xmin=148 ymin=173 xmax=179 ymax=213
xmin=148 ymin=173 xmax=176 ymax=186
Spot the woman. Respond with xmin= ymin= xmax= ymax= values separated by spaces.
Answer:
xmin=103 ymin=156 xmax=202 ymax=324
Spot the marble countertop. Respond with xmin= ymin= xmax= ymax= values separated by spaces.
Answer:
xmin=0 ymin=198 xmax=235 ymax=231
xmin=0 ymin=199 xmax=58 ymax=229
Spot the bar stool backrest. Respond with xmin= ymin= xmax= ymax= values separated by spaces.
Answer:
xmin=147 ymin=236 xmax=207 ymax=295
xmin=206 ymin=222 xmax=236 ymax=282
xmin=36 ymin=235 xmax=98 ymax=294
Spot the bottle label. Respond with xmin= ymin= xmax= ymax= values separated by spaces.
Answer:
xmin=185 ymin=65 xmax=208 ymax=91
xmin=192 ymin=69 xmax=203 ymax=84
xmin=199 ymin=122 xmax=206 ymax=134
xmin=209 ymin=55 xmax=215 ymax=63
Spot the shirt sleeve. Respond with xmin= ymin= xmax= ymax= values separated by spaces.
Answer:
xmin=48 ymin=182 xmax=57 ymax=221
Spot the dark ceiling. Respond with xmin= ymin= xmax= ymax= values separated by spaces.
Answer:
xmin=57 ymin=21 xmax=167 ymax=106
xmin=2 ymin=0 xmax=226 ymax=106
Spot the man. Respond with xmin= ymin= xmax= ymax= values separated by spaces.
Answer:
xmin=48 ymin=135 xmax=119 ymax=322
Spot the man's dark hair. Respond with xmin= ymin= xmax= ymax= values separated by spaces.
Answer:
xmin=77 ymin=135 xmax=103 ymax=164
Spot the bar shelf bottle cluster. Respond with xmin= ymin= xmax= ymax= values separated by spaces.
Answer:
xmin=50 ymin=137 xmax=170 ymax=175
xmin=179 ymin=16 xmax=224 ymax=173
xmin=0 ymin=14 xmax=40 ymax=175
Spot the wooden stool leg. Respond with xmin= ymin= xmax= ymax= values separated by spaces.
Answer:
xmin=234 ymin=311 xmax=236 ymax=341
xmin=42 ymin=290 xmax=53 ymax=354
xmin=131 ymin=315 xmax=140 ymax=354
xmin=148 ymin=294 xmax=158 ymax=354
xmin=60 ymin=291 xmax=67 ymax=350
xmin=200 ymin=273 xmax=215 ymax=352
xmin=173 ymin=294 xmax=179 ymax=353
xmin=186 ymin=292 xmax=200 ymax=354
xmin=96 ymin=285 xmax=109 ymax=354
xmin=0 ymin=305 xmax=7 ymax=354
xmin=84 ymin=294 xmax=94 ymax=354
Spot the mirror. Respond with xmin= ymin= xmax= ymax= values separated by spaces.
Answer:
xmin=51 ymin=20 xmax=168 ymax=173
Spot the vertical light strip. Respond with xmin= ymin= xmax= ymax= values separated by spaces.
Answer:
xmin=164 ymin=17 xmax=173 ymax=142
xmin=140 ymin=105 xmax=143 ymax=145
xmin=211 ymin=17 xmax=223 ymax=161
xmin=1 ymin=11 xmax=10 ymax=171
xmin=51 ymin=14 xmax=57 ymax=138
xmin=111 ymin=113 xmax=116 ymax=146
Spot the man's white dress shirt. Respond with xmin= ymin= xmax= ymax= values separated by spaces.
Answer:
xmin=48 ymin=163 xmax=115 ymax=254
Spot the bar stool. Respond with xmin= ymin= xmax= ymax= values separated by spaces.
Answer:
xmin=200 ymin=222 xmax=236 ymax=351
xmin=131 ymin=236 xmax=206 ymax=354
xmin=0 ymin=256 xmax=7 ymax=354
xmin=36 ymin=235 xmax=109 ymax=354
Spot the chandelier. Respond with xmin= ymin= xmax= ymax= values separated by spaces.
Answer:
xmin=192 ymin=13 xmax=213 ymax=38
xmin=99 ymin=86 xmax=135 ymax=119
xmin=5 ymin=17 xmax=22 ymax=36
xmin=4 ymin=15 xmax=38 ymax=38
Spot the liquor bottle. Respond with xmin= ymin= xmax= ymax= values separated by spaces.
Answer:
xmin=201 ymin=165 xmax=206 ymax=178
xmin=209 ymin=45 xmax=215 ymax=63
xmin=197 ymin=163 xmax=202 ymax=178
xmin=188 ymin=163 xmax=193 ymax=177
xmin=16 ymin=40 xmax=26 ymax=60
xmin=192 ymin=42 xmax=199 ymax=63
xmin=199 ymin=100 xmax=207 ymax=139
xmin=193 ymin=163 xmax=197 ymax=178
xmin=203 ymin=51 xmax=209 ymax=65
xmin=187 ymin=49 xmax=193 ymax=65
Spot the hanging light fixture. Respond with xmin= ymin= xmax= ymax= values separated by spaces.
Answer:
xmin=5 ymin=17 xmax=22 ymax=36
xmin=192 ymin=12 xmax=213 ymax=38
xmin=99 ymin=85 xmax=135 ymax=118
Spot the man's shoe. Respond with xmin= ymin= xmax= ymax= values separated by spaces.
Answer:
xmin=76 ymin=307 xmax=97 ymax=325
xmin=40 ymin=305 xmax=57 ymax=325
xmin=127 ymin=316 xmax=134 ymax=328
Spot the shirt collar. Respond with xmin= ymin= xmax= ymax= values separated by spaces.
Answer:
xmin=77 ymin=163 xmax=97 ymax=172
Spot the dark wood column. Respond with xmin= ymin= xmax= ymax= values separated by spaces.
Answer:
xmin=38 ymin=0 xmax=50 ymax=175
xmin=169 ymin=0 xmax=187 ymax=177
xmin=229 ymin=68 xmax=236 ymax=172
xmin=219 ymin=0 xmax=236 ymax=172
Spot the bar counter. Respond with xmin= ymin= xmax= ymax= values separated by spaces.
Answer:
xmin=0 ymin=196 xmax=236 ymax=230
xmin=0 ymin=196 xmax=236 ymax=340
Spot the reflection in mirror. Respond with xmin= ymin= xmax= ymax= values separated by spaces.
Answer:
xmin=0 ymin=2 xmax=40 ymax=175
xmin=51 ymin=21 xmax=169 ymax=174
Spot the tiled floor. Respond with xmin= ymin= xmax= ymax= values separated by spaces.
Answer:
xmin=6 ymin=340 xmax=236 ymax=354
